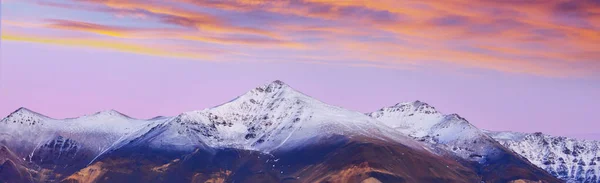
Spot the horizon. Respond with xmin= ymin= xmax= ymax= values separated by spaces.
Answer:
xmin=1 ymin=1 xmax=599 ymax=141
xmin=1 ymin=79 xmax=598 ymax=141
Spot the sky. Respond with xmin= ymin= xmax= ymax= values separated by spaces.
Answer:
xmin=1 ymin=0 xmax=599 ymax=140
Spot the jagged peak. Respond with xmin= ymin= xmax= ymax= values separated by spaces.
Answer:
xmin=376 ymin=100 xmax=438 ymax=115
xmin=231 ymin=80 xmax=313 ymax=105
xmin=3 ymin=107 xmax=49 ymax=120
xmin=15 ymin=107 xmax=32 ymax=113
xmin=484 ymin=130 xmax=529 ymax=141
xmin=441 ymin=114 xmax=482 ymax=130
xmin=94 ymin=109 xmax=122 ymax=115
xmin=394 ymin=100 xmax=434 ymax=109
xmin=444 ymin=113 xmax=467 ymax=121
xmin=437 ymin=114 xmax=483 ymax=133
xmin=520 ymin=131 xmax=600 ymax=143
xmin=252 ymin=80 xmax=292 ymax=94
xmin=532 ymin=132 xmax=545 ymax=136
xmin=271 ymin=80 xmax=287 ymax=86
xmin=205 ymin=80 xmax=322 ymax=116
xmin=175 ymin=110 xmax=207 ymax=120
xmin=12 ymin=107 xmax=37 ymax=115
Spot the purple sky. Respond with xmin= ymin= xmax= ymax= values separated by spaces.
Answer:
xmin=1 ymin=41 xmax=599 ymax=140
xmin=1 ymin=0 xmax=599 ymax=140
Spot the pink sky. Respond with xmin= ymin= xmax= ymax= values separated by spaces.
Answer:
xmin=1 ymin=0 xmax=599 ymax=140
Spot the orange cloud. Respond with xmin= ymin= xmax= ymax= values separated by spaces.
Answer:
xmin=43 ymin=19 xmax=303 ymax=48
xmin=45 ymin=19 xmax=165 ymax=38
xmin=7 ymin=0 xmax=600 ymax=77
xmin=77 ymin=0 xmax=281 ymax=38
xmin=1 ymin=32 xmax=214 ymax=60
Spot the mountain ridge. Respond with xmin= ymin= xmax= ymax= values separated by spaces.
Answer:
xmin=487 ymin=130 xmax=600 ymax=183
xmin=0 ymin=80 xmax=570 ymax=183
xmin=134 ymin=80 xmax=425 ymax=153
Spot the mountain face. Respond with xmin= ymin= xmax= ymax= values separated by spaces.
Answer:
xmin=487 ymin=131 xmax=600 ymax=183
xmin=368 ymin=101 xmax=500 ymax=162
xmin=139 ymin=80 xmax=421 ymax=153
xmin=0 ymin=107 xmax=171 ymax=181
xmin=61 ymin=136 xmax=483 ymax=183
xmin=0 ymin=81 xmax=562 ymax=183
xmin=0 ymin=145 xmax=34 ymax=183
xmin=368 ymin=101 xmax=560 ymax=182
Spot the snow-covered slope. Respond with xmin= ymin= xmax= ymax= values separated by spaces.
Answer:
xmin=368 ymin=101 xmax=504 ymax=162
xmin=0 ymin=80 xmax=426 ymax=163
xmin=143 ymin=80 xmax=423 ymax=152
xmin=2 ymin=81 xmax=590 ymax=183
xmin=487 ymin=131 xmax=600 ymax=183
xmin=0 ymin=108 xmax=168 ymax=166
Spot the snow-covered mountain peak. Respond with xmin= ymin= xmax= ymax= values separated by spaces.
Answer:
xmin=251 ymin=80 xmax=291 ymax=94
xmin=266 ymin=79 xmax=288 ymax=87
xmin=94 ymin=109 xmax=124 ymax=116
xmin=368 ymin=101 xmax=442 ymax=129
xmin=5 ymin=107 xmax=46 ymax=118
xmin=83 ymin=109 xmax=132 ymax=120
xmin=483 ymin=130 xmax=529 ymax=141
xmin=2 ymin=108 xmax=134 ymax=124
xmin=0 ymin=107 xmax=164 ymax=167
xmin=368 ymin=101 xmax=443 ymax=134
xmin=207 ymin=80 xmax=315 ymax=119
xmin=1 ymin=107 xmax=48 ymax=125
xmin=391 ymin=100 xmax=439 ymax=115
xmin=145 ymin=81 xmax=423 ymax=152
xmin=13 ymin=107 xmax=34 ymax=114
xmin=368 ymin=102 xmax=479 ymax=134
xmin=395 ymin=100 xmax=429 ymax=107
xmin=369 ymin=102 xmax=502 ymax=162
xmin=487 ymin=131 xmax=600 ymax=182
xmin=444 ymin=113 xmax=468 ymax=122
xmin=159 ymin=81 xmax=313 ymax=149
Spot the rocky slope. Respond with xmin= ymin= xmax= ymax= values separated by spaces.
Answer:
xmin=0 ymin=145 xmax=34 ymax=183
xmin=0 ymin=107 xmax=171 ymax=181
xmin=368 ymin=101 xmax=560 ymax=182
xmin=368 ymin=100 xmax=599 ymax=183
xmin=487 ymin=131 xmax=600 ymax=183
xmin=369 ymin=101 xmax=511 ymax=162
xmin=61 ymin=136 xmax=483 ymax=183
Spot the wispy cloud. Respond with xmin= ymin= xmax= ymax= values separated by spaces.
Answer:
xmin=2 ymin=0 xmax=599 ymax=77
xmin=43 ymin=19 xmax=303 ymax=48
xmin=1 ymin=31 xmax=216 ymax=60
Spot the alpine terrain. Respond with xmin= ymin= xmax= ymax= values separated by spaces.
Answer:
xmin=487 ymin=131 xmax=600 ymax=183
xmin=0 ymin=80 xmax=573 ymax=183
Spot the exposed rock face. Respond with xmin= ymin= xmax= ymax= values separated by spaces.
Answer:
xmin=0 ymin=148 xmax=34 ymax=183
xmin=368 ymin=101 xmax=499 ymax=161
xmin=488 ymin=131 xmax=600 ymax=183
xmin=61 ymin=136 xmax=483 ymax=183
xmin=368 ymin=101 xmax=559 ymax=183
xmin=30 ymin=136 xmax=83 ymax=166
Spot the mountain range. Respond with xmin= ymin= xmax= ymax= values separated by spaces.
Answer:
xmin=0 ymin=80 xmax=596 ymax=183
